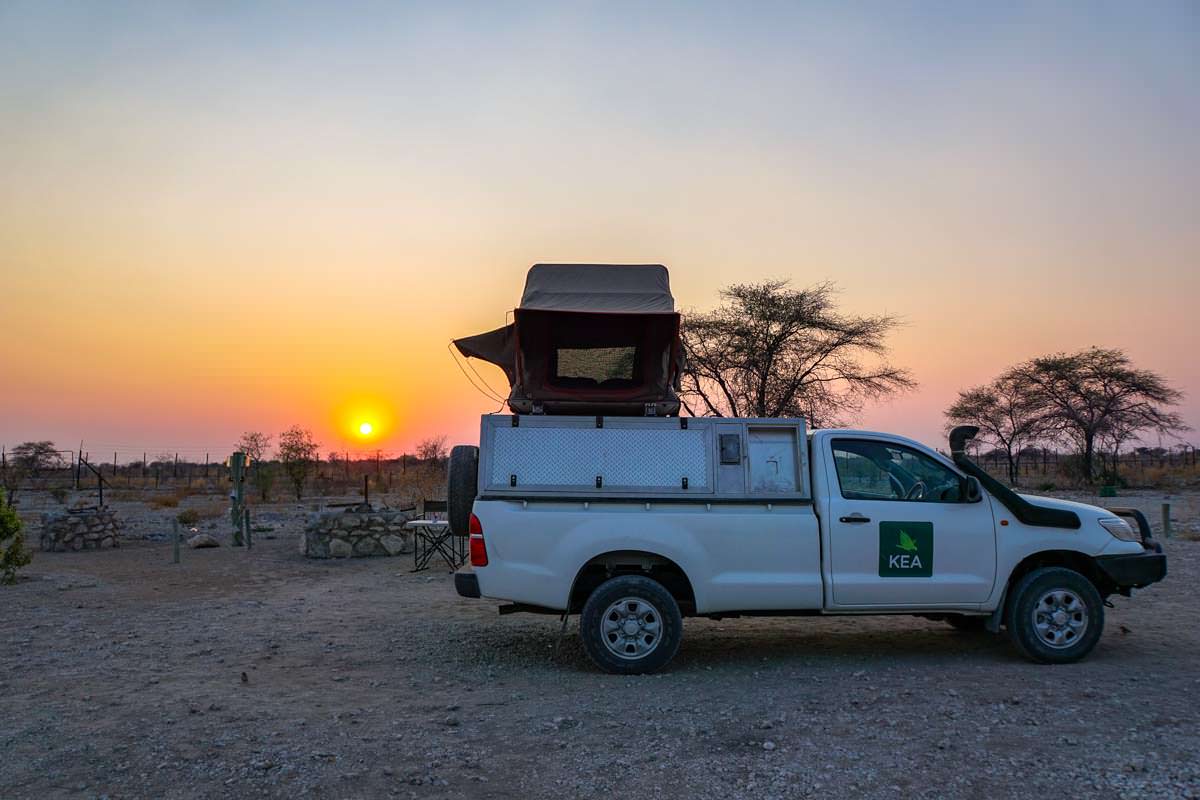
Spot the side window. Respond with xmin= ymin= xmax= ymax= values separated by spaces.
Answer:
xmin=832 ymin=445 xmax=901 ymax=500
xmin=832 ymin=440 xmax=964 ymax=503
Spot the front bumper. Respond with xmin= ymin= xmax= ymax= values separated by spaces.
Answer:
xmin=1099 ymin=506 xmax=1167 ymax=591
xmin=1096 ymin=550 xmax=1167 ymax=590
xmin=454 ymin=569 xmax=481 ymax=599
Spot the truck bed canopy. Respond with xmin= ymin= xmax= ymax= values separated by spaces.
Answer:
xmin=453 ymin=264 xmax=683 ymax=416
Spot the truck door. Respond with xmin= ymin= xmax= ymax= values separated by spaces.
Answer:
xmin=824 ymin=437 xmax=996 ymax=607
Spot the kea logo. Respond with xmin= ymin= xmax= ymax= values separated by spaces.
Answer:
xmin=879 ymin=522 xmax=933 ymax=577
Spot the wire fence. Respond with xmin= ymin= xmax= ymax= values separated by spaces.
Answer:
xmin=1 ymin=449 xmax=447 ymax=501
xmin=966 ymin=447 xmax=1199 ymax=486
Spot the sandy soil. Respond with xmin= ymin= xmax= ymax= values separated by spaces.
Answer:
xmin=2 ymin=497 xmax=1199 ymax=800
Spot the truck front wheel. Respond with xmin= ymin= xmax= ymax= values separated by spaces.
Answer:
xmin=1007 ymin=566 xmax=1104 ymax=664
xmin=580 ymin=575 xmax=683 ymax=675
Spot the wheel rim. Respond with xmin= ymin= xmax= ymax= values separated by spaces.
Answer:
xmin=1032 ymin=588 xmax=1089 ymax=649
xmin=600 ymin=596 xmax=663 ymax=660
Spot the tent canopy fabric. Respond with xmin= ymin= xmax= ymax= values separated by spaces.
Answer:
xmin=453 ymin=264 xmax=682 ymax=416
xmin=519 ymin=263 xmax=675 ymax=313
xmin=451 ymin=324 xmax=516 ymax=385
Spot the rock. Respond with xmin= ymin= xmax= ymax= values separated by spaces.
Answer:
xmin=763 ymin=741 xmax=777 ymax=751
xmin=187 ymin=533 xmax=220 ymax=549
xmin=380 ymin=534 xmax=407 ymax=556
xmin=329 ymin=538 xmax=353 ymax=558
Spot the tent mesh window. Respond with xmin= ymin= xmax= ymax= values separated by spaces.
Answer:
xmin=554 ymin=346 xmax=637 ymax=385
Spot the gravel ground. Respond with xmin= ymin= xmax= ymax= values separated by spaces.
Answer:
xmin=2 ymin=501 xmax=1199 ymax=799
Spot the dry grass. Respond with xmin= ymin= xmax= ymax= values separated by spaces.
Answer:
xmin=144 ymin=487 xmax=212 ymax=509
xmin=190 ymin=500 xmax=228 ymax=520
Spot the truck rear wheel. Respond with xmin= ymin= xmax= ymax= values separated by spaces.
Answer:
xmin=1007 ymin=567 xmax=1104 ymax=664
xmin=580 ymin=575 xmax=682 ymax=675
xmin=446 ymin=445 xmax=478 ymax=537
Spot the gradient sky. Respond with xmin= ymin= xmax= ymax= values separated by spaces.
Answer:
xmin=2 ymin=2 xmax=1197 ymax=462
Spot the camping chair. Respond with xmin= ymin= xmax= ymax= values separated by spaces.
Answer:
xmin=407 ymin=499 xmax=465 ymax=571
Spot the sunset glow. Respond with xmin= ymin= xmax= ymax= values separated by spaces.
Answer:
xmin=0 ymin=4 xmax=1196 ymax=459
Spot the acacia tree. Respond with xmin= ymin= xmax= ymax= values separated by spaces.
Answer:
xmin=945 ymin=371 xmax=1051 ymax=486
xmin=2 ymin=441 xmax=65 ymax=506
xmin=1013 ymin=347 xmax=1186 ymax=482
xmin=277 ymin=426 xmax=320 ymax=500
xmin=679 ymin=280 xmax=914 ymax=427
xmin=237 ymin=432 xmax=275 ymax=501
xmin=10 ymin=441 xmax=64 ymax=475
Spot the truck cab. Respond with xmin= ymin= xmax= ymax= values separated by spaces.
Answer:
xmin=450 ymin=418 xmax=1166 ymax=674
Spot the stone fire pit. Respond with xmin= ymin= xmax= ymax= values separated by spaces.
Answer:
xmin=40 ymin=507 xmax=123 ymax=552
xmin=300 ymin=505 xmax=418 ymax=559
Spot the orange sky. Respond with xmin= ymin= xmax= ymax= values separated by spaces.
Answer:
xmin=2 ymin=4 xmax=1197 ymax=462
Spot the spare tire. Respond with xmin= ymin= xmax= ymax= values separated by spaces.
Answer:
xmin=446 ymin=445 xmax=479 ymax=537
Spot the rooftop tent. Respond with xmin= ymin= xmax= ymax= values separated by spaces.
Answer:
xmin=453 ymin=264 xmax=683 ymax=416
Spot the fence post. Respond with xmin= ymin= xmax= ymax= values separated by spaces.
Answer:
xmin=230 ymin=452 xmax=247 ymax=546
xmin=1161 ymin=503 xmax=1172 ymax=539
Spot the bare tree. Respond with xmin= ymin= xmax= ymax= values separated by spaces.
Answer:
xmin=236 ymin=431 xmax=273 ymax=463
xmin=416 ymin=435 xmax=449 ymax=463
xmin=237 ymin=432 xmax=275 ymax=501
xmin=945 ymin=371 xmax=1051 ymax=486
xmin=277 ymin=426 xmax=320 ymax=500
xmin=1013 ymin=347 xmax=1187 ymax=482
xmin=679 ymin=280 xmax=914 ymax=427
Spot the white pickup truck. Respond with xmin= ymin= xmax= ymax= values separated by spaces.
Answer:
xmin=449 ymin=415 xmax=1166 ymax=674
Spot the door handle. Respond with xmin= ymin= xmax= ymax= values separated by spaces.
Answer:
xmin=839 ymin=514 xmax=871 ymax=524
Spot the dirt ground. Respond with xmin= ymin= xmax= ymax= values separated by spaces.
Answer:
xmin=3 ymin=497 xmax=1199 ymax=800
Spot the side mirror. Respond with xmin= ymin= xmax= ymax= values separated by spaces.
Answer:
xmin=964 ymin=476 xmax=983 ymax=503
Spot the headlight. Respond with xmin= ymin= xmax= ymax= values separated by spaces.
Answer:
xmin=1099 ymin=517 xmax=1138 ymax=542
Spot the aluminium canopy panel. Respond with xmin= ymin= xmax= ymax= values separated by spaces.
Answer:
xmin=477 ymin=415 xmax=809 ymax=501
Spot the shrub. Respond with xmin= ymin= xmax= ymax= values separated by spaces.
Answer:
xmin=251 ymin=463 xmax=276 ymax=502
xmin=193 ymin=501 xmax=227 ymax=520
xmin=176 ymin=508 xmax=201 ymax=525
xmin=49 ymin=487 xmax=69 ymax=504
xmin=0 ymin=488 xmax=32 ymax=585
xmin=149 ymin=495 xmax=180 ymax=509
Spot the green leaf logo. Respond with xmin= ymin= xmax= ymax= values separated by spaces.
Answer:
xmin=897 ymin=530 xmax=919 ymax=552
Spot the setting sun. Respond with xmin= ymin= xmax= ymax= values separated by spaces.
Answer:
xmin=358 ymin=422 xmax=373 ymax=436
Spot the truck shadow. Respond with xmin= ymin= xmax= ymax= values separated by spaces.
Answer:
xmin=457 ymin=616 xmax=1020 ymax=674
xmin=668 ymin=621 xmax=1016 ymax=670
